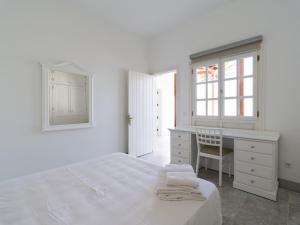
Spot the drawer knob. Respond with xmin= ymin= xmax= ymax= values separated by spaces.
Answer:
xmin=250 ymin=180 xmax=255 ymax=184
xmin=178 ymin=135 xmax=181 ymax=138
xmin=178 ymin=144 xmax=182 ymax=146
xmin=251 ymin=146 xmax=255 ymax=149
xmin=178 ymin=160 xmax=182 ymax=163
xmin=251 ymin=168 xmax=255 ymax=172
xmin=251 ymin=157 xmax=255 ymax=160
xmin=178 ymin=151 xmax=181 ymax=154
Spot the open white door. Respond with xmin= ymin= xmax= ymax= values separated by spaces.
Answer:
xmin=128 ymin=71 xmax=154 ymax=157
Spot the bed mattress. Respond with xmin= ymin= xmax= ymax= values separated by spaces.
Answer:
xmin=0 ymin=153 xmax=222 ymax=225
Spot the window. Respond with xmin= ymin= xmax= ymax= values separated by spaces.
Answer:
xmin=195 ymin=62 xmax=219 ymax=116
xmin=193 ymin=51 xmax=257 ymax=122
xmin=223 ymin=53 xmax=256 ymax=118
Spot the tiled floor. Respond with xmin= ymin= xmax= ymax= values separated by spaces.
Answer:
xmin=199 ymin=169 xmax=300 ymax=225
xmin=141 ymin=148 xmax=300 ymax=225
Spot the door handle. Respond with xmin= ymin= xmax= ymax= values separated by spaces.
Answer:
xmin=128 ymin=115 xmax=133 ymax=125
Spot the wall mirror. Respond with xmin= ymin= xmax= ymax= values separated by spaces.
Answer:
xmin=41 ymin=62 xmax=94 ymax=131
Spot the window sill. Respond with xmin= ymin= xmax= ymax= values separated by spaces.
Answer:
xmin=192 ymin=116 xmax=258 ymax=130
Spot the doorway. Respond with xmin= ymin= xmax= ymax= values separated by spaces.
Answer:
xmin=140 ymin=70 xmax=176 ymax=165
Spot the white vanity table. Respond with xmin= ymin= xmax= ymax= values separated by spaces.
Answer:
xmin=169 ymin=126 xmax=280 ymax=200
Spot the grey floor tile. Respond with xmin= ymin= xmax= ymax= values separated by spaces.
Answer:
xmin=199 ymin=169 xmax=247 ymax=219
xmin=223 ymin=215 xmax=234 ymax=225
xmin=289 ymin=203 xmax=300 ymax=225
xmin=288 ymin=219 xmax=300 ymax=225
xmin=219 ymin=186 xmax=248 ymax=219
xmin=233 ymin=193 xmax=289 ymax=225
xmin=289 ymin=191 xmax=300 ymax=204
xmin=278 ymin=188 xmax=290 ymax=204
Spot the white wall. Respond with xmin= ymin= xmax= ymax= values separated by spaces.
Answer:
xmin=149 ymin=0 xmax=300 ymax=183
xmin=0 ymin=0 xmax=148 ymax=181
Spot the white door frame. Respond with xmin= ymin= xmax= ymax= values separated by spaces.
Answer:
xmin=153 ymin=69 xmax=177 ymax=135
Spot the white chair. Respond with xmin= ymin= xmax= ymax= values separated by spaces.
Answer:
xmin=195 ymin=128 xmax=233 ymax=186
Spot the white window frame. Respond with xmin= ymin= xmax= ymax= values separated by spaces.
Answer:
xmin=221 ymin=51 xmax=257 ymax=122
xmin=192 ymin=59 xmax=221 ymax=120
xmin=192 ymin=50 xmax=259 ymax=125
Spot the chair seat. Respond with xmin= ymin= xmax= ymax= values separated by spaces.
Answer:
xmin=200 ymin=145 xmax=233 ymax=156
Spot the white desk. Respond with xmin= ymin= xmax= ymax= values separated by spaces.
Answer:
xmin=169 ymin=126 xmax=280 ymax=200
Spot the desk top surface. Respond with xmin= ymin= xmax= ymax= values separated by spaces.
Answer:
xmin=169 ymin=126 xmax=280 ymax=142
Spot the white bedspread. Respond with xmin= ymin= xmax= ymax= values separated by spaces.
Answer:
xmin=0 ymin=153 xmax=222 ymax=225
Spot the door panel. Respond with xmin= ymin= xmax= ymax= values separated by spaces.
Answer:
xmin=128 ymin=71 xmax=154 ymax=157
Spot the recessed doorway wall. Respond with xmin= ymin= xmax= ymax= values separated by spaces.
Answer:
xmin=141 ymin=70 xmax=176 ymax=165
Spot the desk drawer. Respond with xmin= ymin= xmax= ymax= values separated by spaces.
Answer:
xmin=235 ymin=161 xmax=273 ymax=179
xmin=171 ymin=131 xmax=190 ymax=141
xmin=171 ymin=139 xmax=189 ymax=150
xmin=235 ymin=150 xmax=273 ymax=167
xmin=235 ymin=171 xmax=273 ymax=191
xmin=171 ymin=155 xmax=190 ymax=164
xmin=235 ymin=139 xmax=273 ymax=155
xmin=171 ymin=147 xmax=189 ymax=158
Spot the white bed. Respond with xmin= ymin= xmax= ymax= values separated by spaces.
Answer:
xmin=0 ymin=153 xmax=222 ymax=225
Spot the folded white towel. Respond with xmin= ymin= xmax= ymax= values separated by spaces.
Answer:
xmin=157 ymin=165 xmax=204 ymax=201
xmin=156 ymin=181 xmax=205 ymax=201
xmin=158 ymin=193 xmax=206 ymax=201
xmin=166 ymin=172 xmax=199 ymax=188
xmin=156 ymin=184 xmax=205 ymax=201
xmin=156 ymin=184 xmax=199 ymax=195
xmin=164 ymin=164 xmax=194 ymax=173
xmin=167 ymin=171 xmax=196 ymax=178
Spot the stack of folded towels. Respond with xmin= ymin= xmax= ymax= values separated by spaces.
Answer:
xmin=156 ymin=164 xmax=206 ymax=201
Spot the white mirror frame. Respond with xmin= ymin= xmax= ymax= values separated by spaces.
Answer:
xmin=41 ymin=61 xmax=94 ymax=131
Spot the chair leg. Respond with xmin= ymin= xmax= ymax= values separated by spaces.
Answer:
xmin=196 ymin=154 xmax=200 ymax=177
xmin=205 ymin=158 xmax=208 ymax=171
xmin=219 ymin=159 xmax=222 ymax=186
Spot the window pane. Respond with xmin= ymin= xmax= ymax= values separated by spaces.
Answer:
xmin=207 ymin=64 xmax=218 ymax=81
xmin=196 ymin=84 xmax=206 ymax=99
xmin=207 ymin=82 xmax=218 ymax=99
xmin=224 ymin=99 xmax=237 ymax=116
xmin=224 ymin=80 xmax=237 ymax=97
xmin=239 ymin=77 xmax=253 ymax=97
xmin=240 ymin=98 xmax=253 ymax=117
xmin=224 ymin=60 xmax=237 ymax=79
xmin=196 ymin=66 xmax=206 ymax=83
xmin=197 ymin=101 xmax=206 ymax=116
xmin=240 ymin=57 xmax=253 ymax=77
xmin=208 ymin=100 xmax=218 ymax=116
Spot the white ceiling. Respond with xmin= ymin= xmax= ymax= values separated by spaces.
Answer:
xmin=75 ymin=0 xmax=232 ymax=39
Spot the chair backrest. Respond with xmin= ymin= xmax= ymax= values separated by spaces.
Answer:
xmin=196 ymin=127 xmax=223 ymax=147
